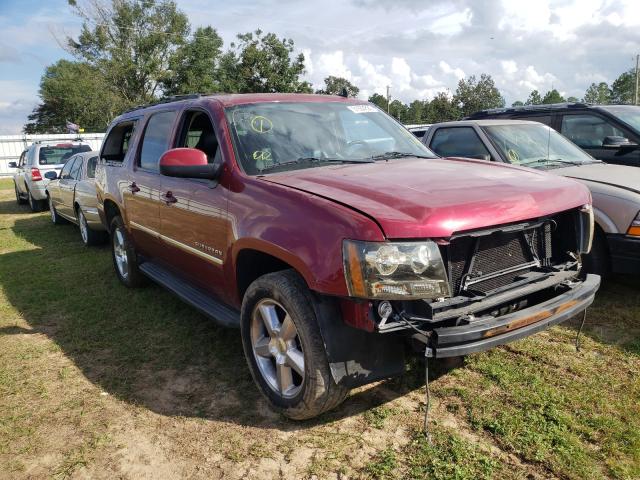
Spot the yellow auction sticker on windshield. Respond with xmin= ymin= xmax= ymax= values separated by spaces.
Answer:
xmin=251 ymin=115 xmax=273 ymax=133
xmin=253 ymin=150 xmax=272 ymax=161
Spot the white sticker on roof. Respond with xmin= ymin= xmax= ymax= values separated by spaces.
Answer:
xmin=347 ymin=105 xmax=379 ymax=113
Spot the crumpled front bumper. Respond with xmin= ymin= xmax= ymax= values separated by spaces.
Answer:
xmin=417 ymin=274 xmax=600 ymax=358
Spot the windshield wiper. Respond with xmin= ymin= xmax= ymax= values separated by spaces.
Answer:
xmin=370 ymin=151 xmax=433 ymax=161
xmin=520 ymin=158 xmax=584 ymax=167
xmin=258 ymin=156 xmax=373 ymax=173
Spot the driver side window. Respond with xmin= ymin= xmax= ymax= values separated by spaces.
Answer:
xmin=430 ymin=127 xmax=491 ymax=160
xmin=561 ymin=114 xmax=625 ymax=148
xmin=60 ymin=157 xmax=77 ymax=179
xmin=176 ymin=111 xmax=221 ymax=165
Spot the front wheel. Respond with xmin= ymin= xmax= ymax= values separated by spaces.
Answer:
xmin=78 ymin=209 xmax=106 ymax=246
xmin=48 ymin=195 xmax=66 ymax=225
xmin=110 ymin=216 xmax=145 ymax=287
xmin=240 ymin=270 xmax=348 ymax=420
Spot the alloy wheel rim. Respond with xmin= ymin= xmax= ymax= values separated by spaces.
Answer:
xmin=113 ymin=228 xmax=129 ymax=279
xmin=79 ymin=211 xmax=88 ymax=243
xmin=250 ymin=299 xmax=305 ymax=398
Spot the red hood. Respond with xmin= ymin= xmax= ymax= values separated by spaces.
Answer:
xmin=263 ymin=157 xmax=591 ymax=239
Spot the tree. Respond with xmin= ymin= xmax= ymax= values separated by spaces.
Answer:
xmin=582 ymin=82 xmax=611 ymax=104
xmin=315 ymin=76 xmax=359 ymax=97
xmin=567 ymin=96 xmax=579 ymax=103
xmin=24 ymin=60 xmax=124 ymax=133
xmin=406 ymin=100 xmax=426 ymax=124
xmin=541 ymin=89 xmax=565 ymax=104
xmin=67 ymin=0 xmax=190 ymax=105
xmin=511 ymin=100 xmax=524 ymax=107
xmin=424 ymin=91 xmax=460 ymax=123
xmin=454 ymin=74 xmax=504 ymax=117
xmin=525 ymin=90 xmax=542 ymax=105
xmin=219 ymin=30 xmax=312 ymax=93
xmin=611 ymin=69 xmax=634 ymax=104
xmin=162 ymin=26 xmax=224 ymax=95
xmin=388 ymin=99 xmax=408 ymax=121
xmin=368 ymin=93 xmax=388 ymax=111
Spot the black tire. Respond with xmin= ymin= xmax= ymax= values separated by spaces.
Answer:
xmin=582 ymin=227 xmax=610 ymax=278
xmin=240 ymin=270 xmax=348 ymax=420
xmin=77 ymin=208 xmax=107 ymax=246
xmin=110 ymin=215 xmax=146 ymax=287
xmin=28 ymin=189 xmax=44 ymax=212
xmin=48 ymin=194 xmax=67 ymax=225
xmin=14 ymin=183 xmax=26 ymax=205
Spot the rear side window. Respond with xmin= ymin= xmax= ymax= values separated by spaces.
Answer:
xmin=561 ymin=114 xmax=626 ymax=148
xmin=430 ymin=127 xmax=491 ymax=160
xmin=139 ymin=111 xmax=177 ymax=171
xmin=86 ymin=156 xmax=98 ymax=178
xmin=18 ymin=151 xmax=26 ymax=167
xmin=38 ymin=145 xmax=91 ymax=165
xmin=102 ymin=120 xmax=137 ymax=162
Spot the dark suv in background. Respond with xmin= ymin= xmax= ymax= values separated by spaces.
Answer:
xmin=468 ymin=103 xmax=640 ymax=167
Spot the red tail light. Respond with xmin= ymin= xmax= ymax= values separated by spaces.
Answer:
xmin=31 ymin=168 xmax=42 ymax=181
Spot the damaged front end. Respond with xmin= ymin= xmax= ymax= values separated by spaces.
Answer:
xmin=342 ymin=205 xmax=600 ymax=360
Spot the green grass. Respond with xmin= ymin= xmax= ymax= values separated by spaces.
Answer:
xmin=1 ymin=181 xmax=639 ymax=478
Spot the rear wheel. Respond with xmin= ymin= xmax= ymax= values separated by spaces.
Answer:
xmin=241 ymin=270 xmax=348 ymax=420
xmin=78 ymin=208 xmax=106 ymax=246
xmin=28 ymin=190 xmax=44 ymax=212
xmin=110 ymin=216 xmax=145 ymax=287
xmin=14 ymin=183 xmax=26 ymax=205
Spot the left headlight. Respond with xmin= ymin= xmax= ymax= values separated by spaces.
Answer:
xmin=343 ymin=240 xmax=450 ymax=300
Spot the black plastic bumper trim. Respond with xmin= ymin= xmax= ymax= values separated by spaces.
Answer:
xmin=425 ymin=274 xmax=600 ymax=358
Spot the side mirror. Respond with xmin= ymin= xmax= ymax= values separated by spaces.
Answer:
xmin=8 ymin=162 xmax=17 ymax=168
xmin=44 ymin=171 xmax=58 ymax=180
xmin=602 ymin=136 xmax=637 ymax=149
xmin=159 ymin=148 xmax=221 ymax=179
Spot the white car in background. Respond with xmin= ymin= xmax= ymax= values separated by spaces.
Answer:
xmin=9 ymin=141 xmax=91 ymax=211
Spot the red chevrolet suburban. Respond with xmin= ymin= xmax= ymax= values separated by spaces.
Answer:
xmin=95 ymin=93 xmax=600 ymax=419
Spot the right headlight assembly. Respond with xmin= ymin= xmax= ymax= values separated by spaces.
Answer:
xmin=342 ymin=239 xmax=451 ymax=300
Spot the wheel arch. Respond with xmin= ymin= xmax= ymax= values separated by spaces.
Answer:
xmin=103 ymin=199 xmax=122 ymax=232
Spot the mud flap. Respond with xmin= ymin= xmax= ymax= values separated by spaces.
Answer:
xmin=312 ymin=294 xmax=406 ymax=389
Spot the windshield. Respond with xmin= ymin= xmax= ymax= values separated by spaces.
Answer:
xmin=600 ymin=105 xmax=640 ymax=134
xmin=225 ymin=102 xmax=436 ymax=174
xmin=38 ymin=144 xmax=91 ymax=166
xmin=482 ymin=123 xmax=596 ymax=168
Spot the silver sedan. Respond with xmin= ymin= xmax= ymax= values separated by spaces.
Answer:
xmin=45 ymin=151 xmax=107 ymax=246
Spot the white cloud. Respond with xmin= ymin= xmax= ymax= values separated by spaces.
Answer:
xmin=439 ymin=61 xmax=465 ymax=80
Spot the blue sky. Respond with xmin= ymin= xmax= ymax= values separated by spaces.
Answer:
xmin=1 ymin=0 xmax=640 ymax=133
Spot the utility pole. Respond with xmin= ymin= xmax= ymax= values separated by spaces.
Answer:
xmin=635 ymin=54 xmax=639 ymax=105
xmin=386 ymin=85 xmax=390 ymax=113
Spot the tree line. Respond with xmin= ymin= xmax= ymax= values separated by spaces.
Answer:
xmin=24 ymin=0 xmax=639 ymax=133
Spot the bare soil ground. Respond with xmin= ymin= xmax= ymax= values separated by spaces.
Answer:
xmin=0 ymin=179 xmax=638 ymax=479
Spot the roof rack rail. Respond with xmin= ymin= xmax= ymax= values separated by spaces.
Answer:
xmin=123 ymin=94 xmax=203 ymax=113
xmin=467 ymin=102 xmax=591 ymax=119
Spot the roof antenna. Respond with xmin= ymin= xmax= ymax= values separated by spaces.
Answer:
xmin=339 ymin=87 xmax=349 ymax=98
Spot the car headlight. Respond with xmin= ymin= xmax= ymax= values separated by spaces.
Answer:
xmin=343 ymin=240 xmax=450 ymax=300
xmin=627 ymin=210 xmax=640 ymax=237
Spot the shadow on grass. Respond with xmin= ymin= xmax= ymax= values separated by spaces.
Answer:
xmin=0 ymin=211 xmax=453 ymax=431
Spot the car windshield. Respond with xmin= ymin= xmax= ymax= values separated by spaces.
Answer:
xmin=600 ymin=105 xmax=640 ymax=134
xmin=38 ymin=144 xmax=91 ymax=165
xmin=482 ymin=123 xmax=596 ymax=168
xmin=225 ymin=101 xmax=436 ymax=175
